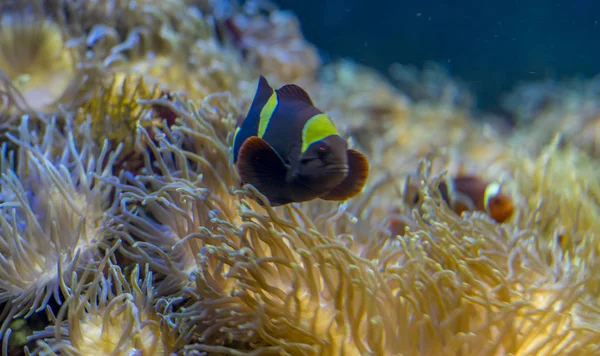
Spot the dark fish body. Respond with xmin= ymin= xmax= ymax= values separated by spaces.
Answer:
xmin=233 ymin=76 xmax=369 ymax=206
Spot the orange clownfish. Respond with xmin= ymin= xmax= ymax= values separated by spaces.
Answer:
xmin=437 ymin=175 xmax=514 ymax=223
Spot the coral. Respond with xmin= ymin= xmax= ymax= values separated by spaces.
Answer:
xmin=502 ymin=76 xmax=600 ymax=157
xmin=220 ymin=1 xmax=322 ymax=83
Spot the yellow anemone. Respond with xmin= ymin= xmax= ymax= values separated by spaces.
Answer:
xmin=0 ymin=14 xmax=78 ymax=112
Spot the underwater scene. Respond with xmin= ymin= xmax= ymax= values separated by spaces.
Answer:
xmin=0 ymin=0 xmax=599 ymax=355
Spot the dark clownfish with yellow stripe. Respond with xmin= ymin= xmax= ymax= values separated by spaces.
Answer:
xmin=233 ymin=76 xmax=369 ymax=206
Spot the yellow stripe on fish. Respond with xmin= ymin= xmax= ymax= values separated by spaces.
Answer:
xmin=232 ymin=126 xmax=241 ymax=146
xmin=483 ymin=182 xmax=502 ymax=209
xmin=301 ymin=114 xmax=339 ymax=153
xmin=258 ymin=92 xmax=278 ymax=138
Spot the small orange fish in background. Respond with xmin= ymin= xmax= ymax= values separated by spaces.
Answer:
xmin=439 ymin=175 xmax=514 ymax=223
xmin=412 ymin=175 xmax=514 ymax=223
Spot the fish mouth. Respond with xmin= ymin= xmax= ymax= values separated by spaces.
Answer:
xmin=325 ymin=164 xmax=349 ymax=174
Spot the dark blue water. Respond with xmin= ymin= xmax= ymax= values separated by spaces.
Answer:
xmin=275 ymin=0 xmax=599 ymax=112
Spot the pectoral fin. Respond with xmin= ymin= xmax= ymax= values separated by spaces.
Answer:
xmin=321 ymin=149 xmax=369 ymax=201
xmin=236 ymin=136 xmax=289 ymax=205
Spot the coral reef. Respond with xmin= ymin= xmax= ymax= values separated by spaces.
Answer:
xmin=0 ymin=0 xmax=599 ymax=355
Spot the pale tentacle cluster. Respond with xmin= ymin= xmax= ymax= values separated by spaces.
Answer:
xmin=29 ymin=250 xmax=190 ymax=356
xmin=0 ymin=118 xmax=117 ymax=345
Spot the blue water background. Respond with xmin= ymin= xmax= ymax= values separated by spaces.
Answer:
xmin=275 ymin=0 xmax=599 ymax=112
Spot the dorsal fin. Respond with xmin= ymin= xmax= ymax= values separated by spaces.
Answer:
xmin=276 ymin=84 xmax=314 ymax=105
xmin=256 ymin=75 xmax=274 ymax=101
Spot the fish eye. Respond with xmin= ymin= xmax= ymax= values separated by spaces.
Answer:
xmin=492 ymin=196 xmax=506 ymax=205
xmin=317 ymin=144 xmax=328 ymax=156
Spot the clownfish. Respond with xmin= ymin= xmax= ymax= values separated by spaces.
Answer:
xmin=410 ymin=175 xmax=514 ymax=223
xmin=233 ymin=76 xmax=369 ymax=206
xmin=437 ymin=175 xmax=514 ymax=223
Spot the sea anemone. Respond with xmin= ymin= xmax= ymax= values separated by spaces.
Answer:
xmin=360 ymin=164 xmax=600 ymax=355
xmin=103 ymin=93 xmax=240 ymax=296
xmin=103 ymin=91 xmax=404 ymax=354
xmin=109 ymin=175 xmax=239 ymax=299
xmin=122 ymin=35 xmax=253 ymax=102
xmin=2 ymin=0 xmax=600 ymax=355
xmin=0 ymin=118 xmax=118 ymax=344
xmin=0 ymin=12 xmax=79 ymax=112
xmin=57 ymin=0 xmax=213 ymax=58
xmin=503 ymin=136 xmax=600 ymax=258
xmin=66 ymin=72 xmax=162 ymax=173
xmin=28 ymin=258 xmax=190 ymax=355
xmin=58 ymin=0 xmax=216 ymax=76
xmin=114 ymin=181 xmax=405 ymax=354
